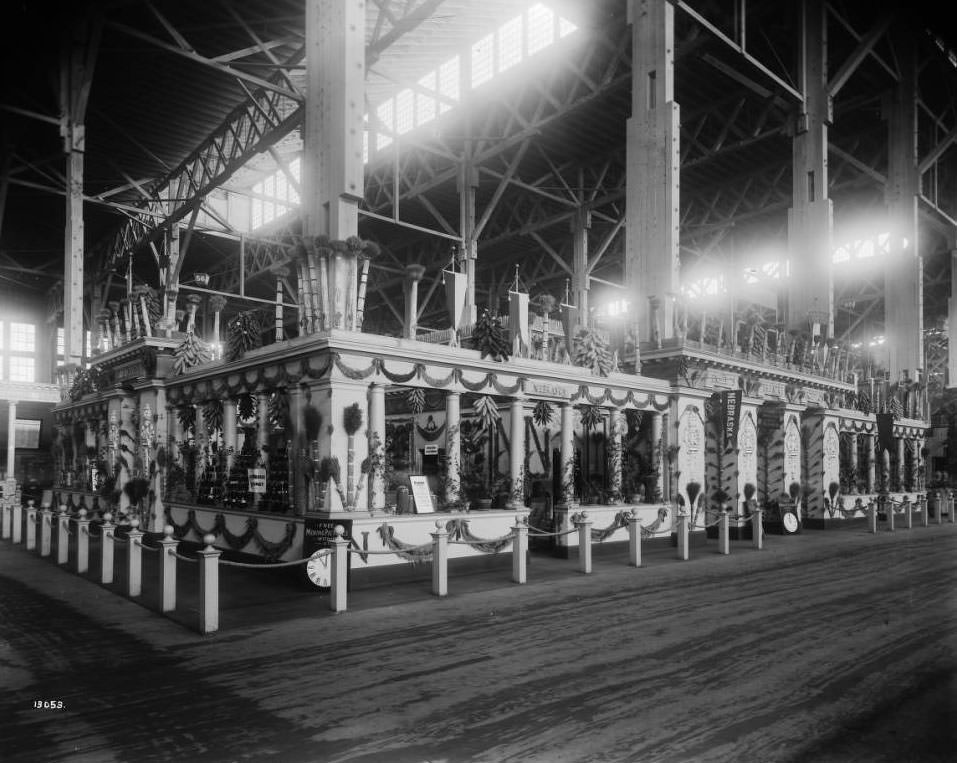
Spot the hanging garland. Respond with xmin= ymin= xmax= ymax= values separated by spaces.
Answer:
xmin=419 ymin=366 xmax=457 ymax=388
xmin=163 ymin=509 xmax=298 ymax=561
xmin=415 ymin=420 xmax=447 ymax=442
xmin=460 ymin=372 xmax=492 ymax=392
xmin=376 ymin=524 xmax=434 ymax=563
xmin=445 ymin=518 xmax=514 ymax=553
xmin=380 ymin=363 xmax=418 ymax=384
xmin=491 ymin=375 xmax=523 ymax=395
xmin=333 ymin=352 xmax=377 ymax=380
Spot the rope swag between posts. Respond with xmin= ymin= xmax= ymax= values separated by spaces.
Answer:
xmin=571 ymin=507 xmax=670 ymax=541
xmin=377 ymin=519 xmax=516 ymax=562
xmin=164 ymin=509 xmax=297 ymax=561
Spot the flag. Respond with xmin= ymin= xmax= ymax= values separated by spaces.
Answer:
xmin=720 ymin=390 xmax=743 ymax=450
xmin=444 ymin=270 xmax=467 ymax=331
xmin=561 ymin=303 xmax=579 ymax=354
xmin=508 ymin=290 xmax=529 ymax=351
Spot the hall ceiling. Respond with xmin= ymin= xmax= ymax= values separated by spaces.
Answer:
xmin=1 ymin=0 xmax=956 ymax=346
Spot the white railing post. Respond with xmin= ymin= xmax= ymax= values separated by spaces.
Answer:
xmin=868 ymin=500 xmax=877 ymax=533
xmin=100 ymin=512 xmax=115 ymax=584
xmin=949 ymin=490 xmax=955 ymax=524
xmin=627 ymin=510 xmax=642 ymax=567
xmin=751 ymin=509 xmax=764 ymax=550
xmin=197 ymin=533 xmax=221 ymax=634
xmin=75 ymin=508 xmax=91 ymax=574
xmin=330 ymin=526 xmax=349 ymax=612
xmin=126 ymin=518 xmax=143 ymax=597
xmin=12 ymin=500 xmax=22 ymax=544
xmin=938 ymin=492 xmax=945 ymax=525
xmin=25 ymin=500 xmax=37 ymax=551
xmin=919 ymin=495 xmax=929 ymax=528
xmin=575 ymin=512 xmax=593 ymax=573
xmin=904 ymin=496 xmax=912 ymax=529
xmin=676 ymin=512 xmax=690 ymax=560
xmin=40 ymin=505 xmax=52 ymax=556
xmin=888 ymin=498 xmax=895 ymax=531
xmin=1 ymin=499 xmax=10 ymax=539
xmin=718 ymin=510 xmax=730 ymax=555
xmin=57 ymin=505 xmax=69 ymax=565
xmin=159 ymin=525 xmax=178 ymax=613
xmin=511 ymin=516 xmax=528 ymax=584
xmin=431 ymin=520 xmax=448 ymax=596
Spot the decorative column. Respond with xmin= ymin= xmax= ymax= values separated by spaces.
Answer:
xmin=571 ymin=209 xmax=590 ymax=318
xmin=848 ymin=432 xmax=860 ymax=492
xmin=896 ymin=436 xmax=906 ymax=492
xmin=650 ymin=411 xmax=663 ymax=503
xmin=559 ymin=402 xmax=575 ymax=507
xmin=369 ymin=383 xmax=387 ymax=511
xmin=444 ymin=390 xmax=461 ymax=508
xmin=625 ymin=0 xmax=680 ymax=344
xmin=6 ymin=400 xmax=17 ymax=481
xmin=508 ymin=397 xmax=525 ymax=509
xmin=608 ymin=408 xmax=623 ymax=499
xmin=866 ymin=433 xmax=876 ymax=493
xmin=223 ymin=399 xmax=238 ymax=471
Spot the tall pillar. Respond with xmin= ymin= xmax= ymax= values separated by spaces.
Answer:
xmin=508 ymin=397 xmax=525 ymax=509
xmin=571 ymin=209 xmax=590 ymax=318
xmin=786 ymin=0 xmax=833 ymax=336
xmin=896 ymin=436 xmax=906 ymax=492
xmin=625 ymin=0 xmax=680 ymax=344
xmin=64 ymin=123 xmax=85 ymax=367
xmin=608 ymin=408 xmax=623 ymax=499
xmin=884 ymin=29 xmax=922 ymax=382
xmin=303 ymin=0 xmax=364 ymax=242
xmin=848 ymin=433 xmax=859 ymax=491
xmin=866 ymin=434 xmax=876 ymax=493
xmin=650 ymin=411 xmax=663 ymax=502
xmin=223 ymin=399 xmax=237 ymax=471
xmin=369 ymin=383 xmax=386 ymax=510
xmin=444 ymin=391 xmax=461 ymax=506
xmin=559 ymin=402 xmax=575 ymax=507
xmin=459 ymin=158 xmax=479 ymax=325
xmin=403 ymin=265 xmax=425 ymax=339
xmin=6 ymin=401 xmax=17 ymax=480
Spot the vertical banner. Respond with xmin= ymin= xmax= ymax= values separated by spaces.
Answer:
xmin=722 ymin=390 xmax=743 ymax=450
xmin=876 ymin=412 xmax=894 ymax=453
xmin=444 ymin=270 xmax=467 ymax=332
xmin=560 ymin=303 xmax=578 ymax=354
xmin=508 ymin=290 xmax=529 ymax=353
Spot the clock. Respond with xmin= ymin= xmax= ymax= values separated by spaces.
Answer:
xmin=782 ymin=511 xmax=800 ymax=533
xmin=306 ymin=549 xmax=331 ymax=588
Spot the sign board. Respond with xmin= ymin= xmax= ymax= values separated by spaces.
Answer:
xmin=424 ymin=445 xmax=438 ymax=456
xmin=247 ymin=468 xmax=267 ymax=494
xmin=303 ymin=517 xmax=353 ymax=590
xmin=408 ymin=475 xmax=436 ymax=513
xmin=14 ymin=420 xmax=41 ymax=449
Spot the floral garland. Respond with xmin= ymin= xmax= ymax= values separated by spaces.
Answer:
xmin=445 ymin=518 xmax=513 ymax=553
xmin=420 ymin=367 xmax=456 ymax=388
xmin=164 ymin=509 xmax=297 ymax=561
xmin=415 ymin=420 xmax=447 ymax=442
xmin=380 ymin=363 xmax=417 ymax=384
xmin=376 ymin=524 xmax=434 ymax=563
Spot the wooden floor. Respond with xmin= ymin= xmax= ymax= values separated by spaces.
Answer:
xmin=1 ymin=523 xmax=955 ymax=762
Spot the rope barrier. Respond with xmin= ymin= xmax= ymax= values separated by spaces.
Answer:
xmin=172 ymin=551 xmax=198 ymax=563
xmin=218 ymin=556 xmax=312 ymax=569
xmin=136 ymin=540 xmax=159 ymax=553
xmin=345 ymin=547 xmax=413 ymax=556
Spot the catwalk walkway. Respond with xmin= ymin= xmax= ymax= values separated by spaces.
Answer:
xmin=1 ymin=523 xmax=955 ymax=762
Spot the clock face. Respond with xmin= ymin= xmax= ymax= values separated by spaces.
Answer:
xmin=306 ymin=550 xmax=331 ymax=588
xmin=783 ymin=512 xmax=799 ymax=532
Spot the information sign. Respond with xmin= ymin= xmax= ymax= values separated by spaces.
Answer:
xmin=408 ymin=475 xmax=435 ymax=513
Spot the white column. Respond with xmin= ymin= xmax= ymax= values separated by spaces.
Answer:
xmin=609 ymin=408 xmax=623 ymax=498
xmin=651 ymin=411 xmax=663 ymax=502
xmin=6 ymin=400 xmax=17 ymax=480
xmin=508 ymin=397 xmax=525 ymax=509
xmin=445 ymin=391 xmax=461 ymax=506
xmin=369 ymin=383 xmax=386 ymax=510
xmin=559 ymin=402 xmax=575 ymax=506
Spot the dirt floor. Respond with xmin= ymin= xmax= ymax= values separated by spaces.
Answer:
xmin=1 ymin=523 xmax=955 ymax=762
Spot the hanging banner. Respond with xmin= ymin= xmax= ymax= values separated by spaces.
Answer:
xmin=443 ymin=270 xmax=468 ymax=332
xmin=876 ymin=412 xmax=895 ymax=453
xmin=560 ymin=303 xmax=579 ymax=354
xmin=509 ymin=290 xmax=529 ymax=351
xmin=721 ymin=390 xmax=743 ymax=450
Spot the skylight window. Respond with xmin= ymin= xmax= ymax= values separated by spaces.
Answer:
xmin=498 ymin=16 xmax=524 ymax=73
xmin=471 ymin=34 xmax=494 ymax=88
xmin=527 ymin=4 xmax=555 ymax=54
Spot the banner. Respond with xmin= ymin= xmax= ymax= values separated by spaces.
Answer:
xmin=508 ymin=290 xmax=529 ymax=351
xmin=876 ymin=412 xmax=894 ymax=453
xmin=560 ymin=303 xmax=579 ymax=354
xmin=721 ymin=390 xmax=743 ymax=450
xmin=443 ymin=270 xmax=468 ymax=332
